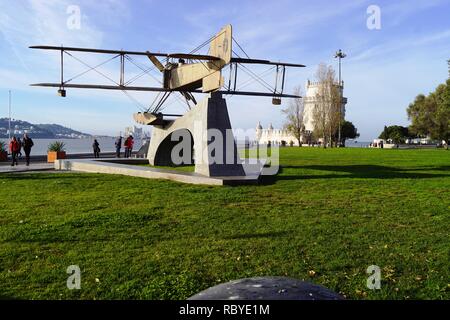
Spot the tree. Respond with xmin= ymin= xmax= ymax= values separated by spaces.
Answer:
xmin=312 ymin=63 xmax=341 ymax=147
xmin=446 ymin=60 xmax=450 ymax=80
xmin=340 ymin=121 xmax=359 ymax=146
xmin=407 ymin=79 xmax=450 ymax=147
xmin=282 ymin=87 xmax=304 ymax=146
xmin=379 ymin=125 xmax=389 ymax=140
xmin=406 ymin=94 xmax=430 ymax=136
xmin=378 ymin=125 xmax=411 ymax=144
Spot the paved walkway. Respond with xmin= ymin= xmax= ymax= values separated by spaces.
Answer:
xmin=0 ymin=152 xmax=120 ymax=174
xmin=0 ymin=161 xmax=54 ymax=173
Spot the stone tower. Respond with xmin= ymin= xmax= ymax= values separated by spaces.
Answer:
xmin=255 ymin=121 xmax=263 ymax=141
xmin=303 ymin=80 xmax=347 ymax=133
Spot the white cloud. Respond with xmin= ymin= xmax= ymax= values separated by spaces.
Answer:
xmin=0 ymin=0 xmax=153 ymax=109
xmin=349 ymin=29 xmax=450 ymax=63
xmin=380 ymin=0 xmax=449 ymax=28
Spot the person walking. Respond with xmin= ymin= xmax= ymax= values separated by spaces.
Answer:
xmin=16 ymin=137 xmax=23 ymax=158
xmin=22 ymin=133 xmax=34 ymax=166
xmin=9 ymin=136 xmax=20 ymax=166
xmin=115 ymin=136 xmax=122 ymax=158
xmin=93 ymin=139 xmax=100 ymax=158
xmin=128 ymin=135 xmax=134 ymax=158
xmin=124 ymin=136 xmax=130 ymax=158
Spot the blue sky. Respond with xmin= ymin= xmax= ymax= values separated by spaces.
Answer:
xmin=0 ymin=0 xmax=449 ymax=140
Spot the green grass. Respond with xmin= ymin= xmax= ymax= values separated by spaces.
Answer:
xmin=137 ymin=163 xmax=195 ymax=173
xmin=0 ymin=148 xmax=449 ymax=300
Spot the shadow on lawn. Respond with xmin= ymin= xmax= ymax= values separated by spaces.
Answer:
xmin=0 ymin=294 xmax=19 ymax=300
xmin=0 ymin=173 xmax=101 ymax=181
xmin=261 ymin=165 xmax=450 ymax=184
xmin=224 ymin=231 xmax=287 ymax=240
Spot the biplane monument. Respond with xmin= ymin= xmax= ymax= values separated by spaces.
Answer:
xmin=30 ymin=25 xmax=305 ymax=181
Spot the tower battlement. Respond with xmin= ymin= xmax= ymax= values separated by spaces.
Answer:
xmin=307 ymin=79 xmax=343 ymax=88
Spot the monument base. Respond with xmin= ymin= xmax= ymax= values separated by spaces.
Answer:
xmin=54 ymin=158 xmax=264 ymax=186
xmin=147 ymin=92 xmax=246 ymax=177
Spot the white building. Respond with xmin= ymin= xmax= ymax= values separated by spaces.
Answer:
xmin=256 ymin=80 xmax=347 ymax=145
xmin=256 ymin=122 xmax=302 ymax=146
xmin=124 ymin=125 xmax=144 ymax=139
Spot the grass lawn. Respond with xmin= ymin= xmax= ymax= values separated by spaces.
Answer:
xmin=0 ymin=148 xmax=449 ymax=300
xmin=137 ymin=164 xmax=195 ymax=173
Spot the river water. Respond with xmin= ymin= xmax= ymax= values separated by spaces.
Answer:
xmin=0 ymin=137 xmax=144 ymax=156
xmin=0 ymin=137 xmax=370 ymax=156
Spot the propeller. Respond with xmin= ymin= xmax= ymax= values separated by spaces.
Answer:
xmin=146 ymin=51 xmax=165 ymax=72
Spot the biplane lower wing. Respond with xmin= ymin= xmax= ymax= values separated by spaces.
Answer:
xmin=30 ymin=83 xmax=301 ymax=98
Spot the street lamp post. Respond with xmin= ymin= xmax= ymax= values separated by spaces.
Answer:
xmin=334 ymin=49 xmax=346 ymax=147
xmin=8 ymin=90 xmax=12 ymax=141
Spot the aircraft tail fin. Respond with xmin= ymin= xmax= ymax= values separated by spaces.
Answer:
xmin=209 ymin=25 xmax=232 ymax=65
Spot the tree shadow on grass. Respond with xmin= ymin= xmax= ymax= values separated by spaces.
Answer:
xmin=0 ymin=173 xmax=102 ymax=181
xmin=223 ymin=231 xmax=288 ymax=240
xmin=0 ymin=295 xmax=18 ymax=300
xmin=260 ymin=165 xmax=450 ymax=185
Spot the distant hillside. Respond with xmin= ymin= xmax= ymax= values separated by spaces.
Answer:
xmin=0 ymin=118 xmax=92 ymax=139
xmin=36 ymin=123 xmax=87 ymax=137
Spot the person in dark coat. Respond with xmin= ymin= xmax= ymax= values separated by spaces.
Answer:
xmin=16 ymin=137 xmax=23 ymax=158
xmin=124 ymin=136 xmax=130 ymax=158
xmin=22 ymin=133 xmax=34 ymax=166
xmin=115 ymin=136 xmax=122 ymax=158
xmin=93 ymin=139 xmax=100 ymax=158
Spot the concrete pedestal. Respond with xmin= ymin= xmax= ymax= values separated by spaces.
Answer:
xmin=148 ymin=92 xmax=245 ymax=177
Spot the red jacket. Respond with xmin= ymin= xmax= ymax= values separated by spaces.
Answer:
xmin=9 ymin=140 xmax=20 ymax=153
xmin=124 ymin=138 xmax=134 ymax=148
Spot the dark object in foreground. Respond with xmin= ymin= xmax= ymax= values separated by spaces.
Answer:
xmin=189 ymin=277 xmax=343 ymax=300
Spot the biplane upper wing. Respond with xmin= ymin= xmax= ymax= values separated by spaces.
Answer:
xmin=167 ymin=53 xmax=220 ymax=61
xmin=30 ymin=46 xmax=221 ymax=61
xmin=231 ymin=57 xmax=306 ymax=68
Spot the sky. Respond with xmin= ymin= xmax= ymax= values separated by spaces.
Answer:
xmin=0 ymin=0 xmax=449 ymax=140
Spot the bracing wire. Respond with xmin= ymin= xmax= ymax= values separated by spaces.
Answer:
xmin=64 ymin=51 xmax=147 ymax=112
xmin=232 ymin=37 xmax=250 ymax=59
xmin=236 ymin=62 xmax=275 ymax=92
xmin=146 ymin=91 xmax=162 ymax=113
xmin=64 ymin=54 xmax=120 ymax=84
xmin=237 ymin=66 xmax=276 ymax=91
xmin=125 ymin=55 xmax=162 ymax=85
xmin=125 ymin=55 xmax=188 ymax=111
xmin=189 ymin=29 xmax=226 ymax=54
